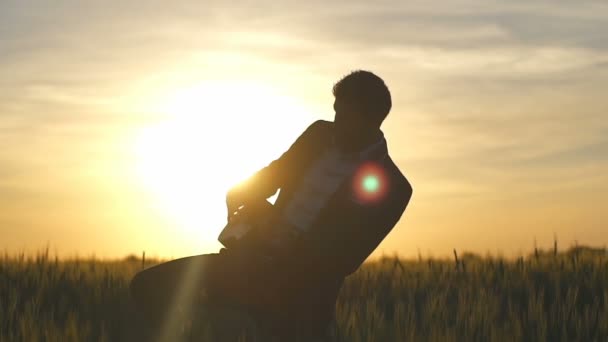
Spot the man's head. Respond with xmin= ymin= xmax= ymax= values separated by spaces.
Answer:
xmin=332 ymin=70 xmax=392 ymax=148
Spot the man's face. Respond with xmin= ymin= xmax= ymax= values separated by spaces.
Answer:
xmin=333 ymin=97 xmax=371 ymax=144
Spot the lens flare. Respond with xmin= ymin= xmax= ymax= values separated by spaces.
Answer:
xmin=363 ymin=175 xmax=380 ymax=192
xmin=352 ymin=161 xmax=389 ymax=204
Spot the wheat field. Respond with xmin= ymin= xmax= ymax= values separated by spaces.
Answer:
xmin=1 ymin=246 xmax=607 ymax=341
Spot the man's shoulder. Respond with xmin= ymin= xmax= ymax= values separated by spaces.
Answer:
xmin=306 ymin=120 xmax=333 ymax=135
xmin=294 ymin=120 xmax=334 ymax=147
xmin=310 ymin=119 xmax=333 ymax=128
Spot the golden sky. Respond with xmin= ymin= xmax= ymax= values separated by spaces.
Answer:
xmin=1 ymin=1 xmax=607 ymax=259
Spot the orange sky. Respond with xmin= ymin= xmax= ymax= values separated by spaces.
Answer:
xmin=1 ymin=1 xmax=607 ymax=259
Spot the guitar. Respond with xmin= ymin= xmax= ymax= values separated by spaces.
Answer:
xmin=218 ymin=200 xmax=300 ymax=253
xmin=218 ymin=199 xmax=280 ymax=250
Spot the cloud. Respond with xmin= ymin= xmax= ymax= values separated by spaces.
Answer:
xmin=374 ymin=46 xmax=608 ymax=76
xmin=2 ymin=0 xmax=607 ymax=169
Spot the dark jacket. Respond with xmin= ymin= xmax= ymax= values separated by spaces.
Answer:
xmin=223 ymin=119 xmax=413 ymax=334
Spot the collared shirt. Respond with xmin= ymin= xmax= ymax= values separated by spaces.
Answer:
xmin=281 ymin=133 xmax=388 ymax=232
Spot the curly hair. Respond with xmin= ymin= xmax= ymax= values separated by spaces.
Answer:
xmin=332 ymin=70 xmax=392 ymax=124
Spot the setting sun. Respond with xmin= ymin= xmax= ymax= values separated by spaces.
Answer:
xmin=130 ymin=80 xmax=314 ymax=244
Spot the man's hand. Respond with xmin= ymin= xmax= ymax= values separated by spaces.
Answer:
xmin=225 ymin=183 xmax=262 ymax=222
xmin=225 ymin=187 xmax=244 ymax=222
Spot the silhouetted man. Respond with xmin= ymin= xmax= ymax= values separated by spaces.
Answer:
xmin=130 ymin=70 xmax=413 ymax=341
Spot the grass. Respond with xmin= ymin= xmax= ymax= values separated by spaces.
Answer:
xmin=1 ymin=246 xmax=607 ymax=341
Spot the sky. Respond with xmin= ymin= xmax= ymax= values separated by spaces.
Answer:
xmin=1 ymin=0 xmax=607 ymax=259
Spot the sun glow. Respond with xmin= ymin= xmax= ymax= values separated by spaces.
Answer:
xmin=131 ymin=80 xmax=313 ymax=245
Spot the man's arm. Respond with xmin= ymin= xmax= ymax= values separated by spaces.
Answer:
xmin=225 ymin=120 xmax=322 ymax=218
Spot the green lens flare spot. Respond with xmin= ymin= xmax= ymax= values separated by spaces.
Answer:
xmin=362 ymin=175 xmax=380 ymax=193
